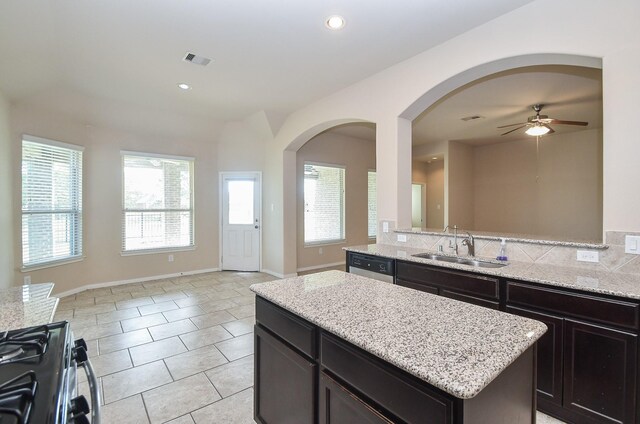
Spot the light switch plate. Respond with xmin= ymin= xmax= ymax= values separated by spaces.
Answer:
xmin=397 ymin=234 xmax=407 ymax=242
xmin=625 ymin=235 xmax=640 ymax=254
xmin=577 ymin=250 xmax=599 ymax=263
xmin=382 ymin=221 xmax=389 ymax=233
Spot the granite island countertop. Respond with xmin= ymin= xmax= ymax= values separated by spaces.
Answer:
xmin=346 ymin=243 xmax=640 ymax=300
xmin=0 ymin=283 xmax=59 ymax=331
xmin=250 ymin=270 xmax=546 ymax=399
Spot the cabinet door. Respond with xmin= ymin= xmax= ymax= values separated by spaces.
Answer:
xmin=255 ymin=325 xmax=316 ymax=424
xmin=563 ymin=319 xmax=637 ymax=424
xmin=506 ymin=306 xmax=564 ymax=406
xmin=319 ymin=372 xmax=393 ymax=424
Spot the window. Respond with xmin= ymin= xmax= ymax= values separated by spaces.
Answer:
xmin=22 ymin=136 xmax=83 ymax=268
xmin=368 ymin=171 xmax=377 ymax=238
xmin=304 ymin=163 xmax=345 ymax=245
xmin=122 ymin=152 xmax=194 ymax=252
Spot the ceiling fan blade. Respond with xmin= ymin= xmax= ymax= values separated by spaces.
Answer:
xmin=501 ymin=125 xmax=527 ymax=136
xmin=497 ymin=122 xmax=527 ymax=128
xmin=543 ymin=124 xmax=555 ymax=134
xmin=547 ymin=119 xmax=588 ymax=126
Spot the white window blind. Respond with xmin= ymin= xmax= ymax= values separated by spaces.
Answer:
xmin=368 ymin=171 xmax=377 ymax=238
xmin=22 ymin=136 xmax=83 ymax=267
xmin=122 ymin=153 xmax=194 ymax=252
xmin=304 ymin=163 xmax=345 ymax=244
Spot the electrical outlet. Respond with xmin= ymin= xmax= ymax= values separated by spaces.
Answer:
xmin=382 ymin=221 xmax=389 ymax=233
xmin=168 ymin=254 xmax=174 ymax=262
xmin=625 ymin=235 xmax=640 ymax=254
xmin=24 ymin=275 xmax=31 ymax=285
xmin=577 ymin=250 xmax=599 ymax=263
xmin=397 ymin=234 xmax=407 ymax=242
xmin=319 ymin=247 xmax=323 ymax=255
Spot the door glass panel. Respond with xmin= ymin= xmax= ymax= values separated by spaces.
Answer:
xmin=228 ymin=180 xmax=254 ymax=225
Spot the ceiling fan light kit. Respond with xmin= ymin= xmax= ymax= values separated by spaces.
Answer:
xmin=525 ymin=125 xmax=551 ymax=136
xmin=498 ymin=104 xmax=588 ymax=137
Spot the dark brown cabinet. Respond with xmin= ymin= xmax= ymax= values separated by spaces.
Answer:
xmin=506 ymin=306 xmax=564 ymax=406
xmin=506 ymin=281 xmax=639 ymax=424
xmin=348 ymin=252 xmax=640 ymax=423
xmin=254 ymin=324 xmax=316 ymax=424
xmin=396 ymin=261 xmax=499 ymax=310
xmin=563 ymin=319 xmax=637 ymax=424
xmin=319 ymin=372 xmax=393 ymax=424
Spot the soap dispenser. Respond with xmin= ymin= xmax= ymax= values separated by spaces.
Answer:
xmin=497 ymin=238 xmax=508 ymax=261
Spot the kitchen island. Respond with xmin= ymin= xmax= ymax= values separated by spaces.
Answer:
xmin=250 ymin=270 xmax=547 ymax=423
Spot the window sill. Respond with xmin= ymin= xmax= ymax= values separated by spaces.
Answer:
xmin=21 ymin=256 xmax=85 ymax=272
xmin=304 ymin=240 xmax=346 ymax=248
xmin=121 ymin=246 xmax=196 ymax=256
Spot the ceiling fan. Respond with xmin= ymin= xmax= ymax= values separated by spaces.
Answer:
xmin=498 ymin=104 xmax=588 ymax=136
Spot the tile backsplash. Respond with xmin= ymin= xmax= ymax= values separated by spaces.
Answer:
xmin=379 ymin=228 xmax=640 ymax=274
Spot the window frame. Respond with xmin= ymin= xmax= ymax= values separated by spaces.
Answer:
xmin=367 ymin=169 xmax=377 ymax=240
xmin=21 ymin=134 xmax=84 ymax=270
xmin=121 ymin=150 xmax=195 ymax=255
xmin=303 ymin=161 xmax=346 ymax=247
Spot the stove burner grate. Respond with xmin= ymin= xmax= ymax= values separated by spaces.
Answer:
xmin=0 ymin=371 xmax=38 ymax=424
xmin=0 ymin=325 xmax=50 ymax=365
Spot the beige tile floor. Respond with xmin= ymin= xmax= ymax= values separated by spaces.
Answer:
xmin=56 ymin=269 xmax=565 ymax=424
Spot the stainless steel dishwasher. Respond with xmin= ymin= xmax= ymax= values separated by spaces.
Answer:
xmin=347 ymin=253 xmax=394 ymax=283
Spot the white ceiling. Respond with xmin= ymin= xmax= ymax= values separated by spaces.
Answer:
xmin=0 ymin=0 xmax=534 ymax=125
xmin=328 ymin=66 xmax=602 ymax=149
xmin=413 ymin=65 xmax=603 ymax=146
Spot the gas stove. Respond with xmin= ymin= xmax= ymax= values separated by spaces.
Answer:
xmin=0 ymin=321 xmax=100 ymax=424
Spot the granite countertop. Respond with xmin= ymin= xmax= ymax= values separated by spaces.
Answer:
xmin=0 ymin=283 xmax=59 ymax=331
xmin=396 ymin=228 xmax=607 ymax=249
xmin=346 ymin=244 xmax=640 ymax=300
xmin=250 ymin=270 xmax=546 ymax=399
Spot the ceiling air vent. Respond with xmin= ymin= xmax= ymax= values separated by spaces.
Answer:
xmin=461 ymin=115 xmax=484 ymax=121
xmin=183 ymin=52 xmax=211 ymax=66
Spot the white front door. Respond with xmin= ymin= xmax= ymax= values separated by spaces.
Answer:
xmin=220 ymin=172 xmax=261 ymax=271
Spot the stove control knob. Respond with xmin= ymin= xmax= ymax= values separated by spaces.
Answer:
xmin=73 ymin=346 xmax=88 ymax=364
xmin=74 ymin=338 xmax=88 ymax=352
xmin=70 ymin=395 xmax=90 ymax=415
xmin=71 ymin=412 xmax=90 ymax=424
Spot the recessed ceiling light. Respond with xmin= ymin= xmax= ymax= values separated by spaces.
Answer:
xmin=325 ymin=15 xmax=346 ymax=30
xmin=177 ymin=83 xmax=191 ymax=90
xmin=432 ymin=157 xmax=438 ymax=160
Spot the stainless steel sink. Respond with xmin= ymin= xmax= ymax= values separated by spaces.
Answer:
xmin=412 ymin=253 xmax=507 ymax=268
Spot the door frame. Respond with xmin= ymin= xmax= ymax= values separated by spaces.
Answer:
xmin=411 ymin=182 xmax=427 ymax=228
xmin=218 ymin=171 xmax=262 ymax=272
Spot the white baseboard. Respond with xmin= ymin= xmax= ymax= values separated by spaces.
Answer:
xmin=296 ymin=261 xmax=346 ymax=273
xmin=261 ymin=269 xmax=297 ymax=279
xmin=54 ymin=267 xmax=219 ymax=298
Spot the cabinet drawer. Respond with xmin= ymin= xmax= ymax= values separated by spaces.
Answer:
xmin=320 ymin=332 xmax=454 ymax=424
xmin=506 ymin=282 xmax=640 ymax=330
xmin=256 ymin=296 xmax=317 ymax=358
xmin=395 ymin=278 xmax=439 ymax=295
xmin=397 ymin=261 xmax=499 ymax=299
xmin=441 ymin=290 xmax=500 ymax=310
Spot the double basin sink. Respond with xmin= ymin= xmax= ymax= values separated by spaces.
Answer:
xmin=412 ymin=253 xmax=507 ymax=269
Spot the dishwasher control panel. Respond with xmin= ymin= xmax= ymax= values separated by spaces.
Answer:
xmin=348 ymin=253 xmax=395 ymax=276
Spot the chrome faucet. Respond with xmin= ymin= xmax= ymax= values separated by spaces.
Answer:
xmin=461 ymin=231 xmax=475 ymax=257
xmin=443 ymin=225 xmax=458 ymax=255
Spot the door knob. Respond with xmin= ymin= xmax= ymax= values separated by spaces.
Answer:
xmin=255 ymin=225 xmax=259 ymax=229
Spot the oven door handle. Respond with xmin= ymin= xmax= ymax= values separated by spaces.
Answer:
xmin=80 ymin=358 xmax=101 ymax=424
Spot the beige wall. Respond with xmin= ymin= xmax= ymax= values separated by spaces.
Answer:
xmin=472 ymin=129 xmax=602 ymax=241
xmin=11 ymin=104 xmax=219 ymax=295
xmin=0 ymin=91 xmax=14 ymax=289
xmin=296 ymin=132 xmax=376 ymax=270
xmin=265 ymin=0 xmax=640 ymax=276
xmin=411 ymin=160 xmax=445 ymax=229
xmin=447 ymin=141 xmax=474 ymax=229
